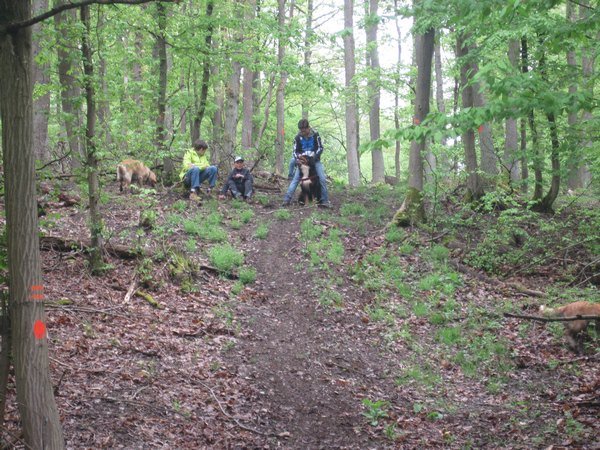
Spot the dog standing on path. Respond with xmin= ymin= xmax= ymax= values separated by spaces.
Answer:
xmin=297 ymin=155 xmax=321 ymax=205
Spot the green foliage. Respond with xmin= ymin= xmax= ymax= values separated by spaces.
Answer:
xmin=172 ymin=200 xmax=187 ymax=212
xmin=274 ymin=209 xmax=292 ymax=221
xmin=183 ymin=213 xmax=227 ymax=243
xmin=238 ymin=266 xmax=257 ymax=285
xmin=254 ymin=223 xmax=269 ymax=239
xmin=362 ymin=399 xmax=389 ymax=426
xmin=208 ymin=244 xmax=244 ymax=275
xmin=318 ymin=288 xmax=344 ymax=309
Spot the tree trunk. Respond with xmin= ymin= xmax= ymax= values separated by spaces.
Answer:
xmin=344 ymin=0 xmax=360 ymax=187
xmin=81 ymin=5 xmax=104 ymax=272
xmin=192 ymin=0 xmax=214 ymax=143
xmin=533 ymin=111 xmax=561 ymax=213
xmin=301 ymin=0 xmax=313 ymax=119
xmin=275 ymin=0 xmax=292 ymax=176
xmin=54 ymin=0 xmax=84 ymax=168
xmin=519 ymin=38 xmax=529 ymax=194
xmin=96 ymin=10 xmax=112 ymax=148
xmin=241 ymin=66 xmax=256 ymax=152
xmin=366 ymin=0 xmax=384 ymax=183
xmin=456 ymin=34 xmax=484 ymax=201
xmin=393 ymin=0 xmax=402 ymax=181
xmin=241 ymin=0 xmax=257 ymax=153
xmin=470 ymin=56 xmax=497 ymax=184
xmin=393 ymin=25 xmax=434 ymax=226
xmin=155 ymin=3 xmax=168 ymax=153
xmin=568 ymin=1 xmax=593 ymax=189
xmin=504 ymin=39 xmax=520 ymax=186
xmin=223 ymin=61 xmax=242 ymax=160
xmin=434 ymin=32 xmax=449 ymax=172
xmin=32 ymin=0 xmax=51 ymax=163
xmin=0 ymin=1 xmax=65 ymax=446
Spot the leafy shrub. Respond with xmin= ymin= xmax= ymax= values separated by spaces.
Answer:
xmin=208 ymin=244 xmax=244 ymax=274
xmin=238 ymin=266 xmax=257 ymax=284
xmin=254 ymin=223 xmax=269 ymax=239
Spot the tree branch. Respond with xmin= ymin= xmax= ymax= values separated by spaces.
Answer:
xmin=1 ymin=0 xmax=178 ymax=35
xmin=504 ymin=312 xmax=600 ymax=322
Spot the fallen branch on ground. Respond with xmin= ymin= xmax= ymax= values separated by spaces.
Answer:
xmin=504 ymin=312 xmax=600 ymax=322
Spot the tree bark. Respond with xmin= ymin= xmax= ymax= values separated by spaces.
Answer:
xmin=32 ymin=0 xmax=51 ymax=163
xmin=54 ymin=0 xmax=84 ymax=168
xmin=275 ymin=0 xmax=288 ymax=175
xmin=81 ymin=5 xmax=104 ymax=272
xmin=241 ymin=0 xmax=257 ymax=152
xmin=393 ymin=0 xmax=402 ymax=181
xmin=344 ymin=0 xmax=360 ymax=187
xmin=504 ymin=39 xmax=520 ymax=186
xmin=456 ymin=34 xmax=484 ymax=201
xmin=192 ymin=0 xmax=214 ymax=143
xmin=366 ymin=0 xmax=384 ymax=183
xmin=0 ymin=0 xmax=65 ymax=446
xmin=301 ymin=0 xmax=313 ymax=120
xmin=393 ymin=25 xmax=434 ymax=226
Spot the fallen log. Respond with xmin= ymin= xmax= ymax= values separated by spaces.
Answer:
xmin=40 ymin=235 xmax=140 ymax=259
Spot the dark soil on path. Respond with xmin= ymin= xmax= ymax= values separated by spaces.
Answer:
xmin=225 ymin=205 xmax=397 ymax=449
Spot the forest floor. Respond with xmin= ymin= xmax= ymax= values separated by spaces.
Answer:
xmin=1 ymin=178 xmax=598 ymax=449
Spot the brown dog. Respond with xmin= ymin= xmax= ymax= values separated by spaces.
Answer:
xmin=116 ymin=159 xmax=157 ymax=192
xmin=540 ymin=301 xmax=600 ymax=353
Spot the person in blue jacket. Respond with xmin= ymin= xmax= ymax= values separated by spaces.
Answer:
xmin=282 ymin=119 xmax=330 ymax=208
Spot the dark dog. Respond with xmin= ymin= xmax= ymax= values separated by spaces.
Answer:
xmin=296 ymin=155 xmax=321 ymax=205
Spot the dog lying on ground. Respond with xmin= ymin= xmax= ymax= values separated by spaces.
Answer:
xmin=116 ymin=159 xmax=157 ymax=192
xmin=540 ymin=301 xmax=600 ymax=353
xmin=296 ymin=155 xmax=321 ymax=205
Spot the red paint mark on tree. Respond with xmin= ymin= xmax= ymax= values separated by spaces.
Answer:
xmin=478 ymin=125 xmax=484 ymax=133
xmin=31 ymin=294 xmax=45 ymax=300
xmin=33 ymin=320 xmax=47 ymax=340
xmin=31 ymin=285 xmax=43 ymax=291
xmin=413 ymin=117 xmax=420 ymax=125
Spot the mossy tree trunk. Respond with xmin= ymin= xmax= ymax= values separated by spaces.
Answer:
xmin=392 ymin=23 xmax=434 ymax=227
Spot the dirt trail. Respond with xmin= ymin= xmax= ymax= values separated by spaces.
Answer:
xmin=226 ymin=206 xmax=395 ymax=449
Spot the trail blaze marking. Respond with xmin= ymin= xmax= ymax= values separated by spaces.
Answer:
xmin=33 ymin=320 xmax=47 ymax=340
xmin=413 ymin=117 xmax=420 ymax=125
xmin=30 ymin=285 xmax=44 ymax=301
xmin=478 ymin=125 xmax=484 ymax=133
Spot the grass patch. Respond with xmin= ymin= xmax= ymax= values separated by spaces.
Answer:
xmin=254 ymin=222 xmax=269 ymax=239
xmin=208 ymin=244 xmax=244 ymax=275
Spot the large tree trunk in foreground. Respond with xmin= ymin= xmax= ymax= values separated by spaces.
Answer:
xmin=393 ymin=26 xmax=434 ymax=226
xmin=0 ymin=0 xmax=65 ymax=446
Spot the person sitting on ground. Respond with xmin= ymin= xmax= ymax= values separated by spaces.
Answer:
xmin=180 ymin=139 xmax=218 ymax=200
xmin=282 ymin=118 xmax=331 ymax=208
xmin=218 ymin=156 xmax=254 ymax=201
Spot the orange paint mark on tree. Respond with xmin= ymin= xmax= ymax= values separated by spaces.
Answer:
xmin=478 ymin=125 xmax=484 ymax=133
xmin=33 ymin=320 xmax=47 ymax=340
xmin=30 ymin=285 xmax=44 ymax=300
xmin=413 ymin=117 xmax=420 ymax=125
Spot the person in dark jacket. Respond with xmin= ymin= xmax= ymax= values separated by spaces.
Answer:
xmin=218 ymin=156 xmax=254 ymax=200
xmin=282 ymin=119 xmax=330 ymax=207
